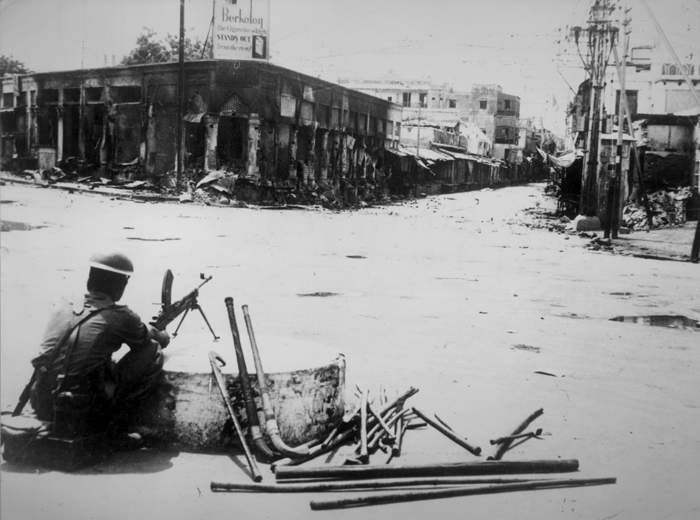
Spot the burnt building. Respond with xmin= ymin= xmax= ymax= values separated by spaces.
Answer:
xmin=0 ymin=60 xmax=402 ymax=195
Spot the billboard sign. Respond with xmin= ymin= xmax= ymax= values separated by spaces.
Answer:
xmin=213 ymin=0 xmax=270 ymax=61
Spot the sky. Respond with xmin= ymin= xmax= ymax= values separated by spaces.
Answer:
xmin=1 ymin=0 xmax=698 ymax=135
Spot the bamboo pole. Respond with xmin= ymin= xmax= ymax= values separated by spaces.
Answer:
xmin=211 ymin=476 xmax=550 ymax=493
xmin=275 ymin=459 xmax=579 ymax=481
xmin=309 ymin=477 xmax=617 ymax=510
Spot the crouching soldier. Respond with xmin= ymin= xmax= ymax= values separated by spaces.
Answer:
xmin=29 ymin=252 xmax=169 ymax=448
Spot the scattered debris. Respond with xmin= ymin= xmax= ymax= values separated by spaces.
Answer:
xmin=0 ymin=221 xmax=47 ymax=232
xmin=533 ymin=371 xmax=558 ymax=377
xmin=610 ymin=315 xmax=699 ymax=331
xmin=511 ymin=344 xmax=541 ymax=353
xmin=297 ymin=292 xmax=340 ymax=298
xmin=195 ymin=170 xmax=227 ymax=189
xmin=553 ymin=312 xmax=590 ymax=320
xmin=123 ymin=181 xmax=149 ymax=190
xmin=126 ymin=237 xmax=181 ymax=242
xmin=346 ymin=255 xmax=367 ymax=259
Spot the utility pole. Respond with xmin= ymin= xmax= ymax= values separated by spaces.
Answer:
xmin=605 ymin=8 xmax=630 ymax=239
xmin=571 ymin=0 xmax=619 ymax=219
xmin=176 ymin=0 xmax=185 ymax=191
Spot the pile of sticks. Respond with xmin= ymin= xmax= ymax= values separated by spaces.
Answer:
xmin=212 ymin=459 xmax=615 ymax=510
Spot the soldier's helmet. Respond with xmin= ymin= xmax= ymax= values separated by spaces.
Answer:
xmin=89 ymin=252 xmax=134 ymax=277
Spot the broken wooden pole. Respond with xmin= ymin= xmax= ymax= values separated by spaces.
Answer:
xmin=490 ymin=408 xmax=544 ymax=461
xmin=309 ymin=477 xmax=616 ymax=510
xmin=412 ymin=408 xmax=481 ymax=457
xmin=275 ymin=459 xmax=579 ymax=481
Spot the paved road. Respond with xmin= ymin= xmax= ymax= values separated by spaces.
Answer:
xmin=1 ymin=182 xmax=698 ymax=520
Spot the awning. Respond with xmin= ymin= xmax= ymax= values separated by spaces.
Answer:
xmin=183 ymin=112 xmax=205 ymax=123
xmin=549 ymin=151 xmax=578 ymax=168
xmin=400 ymin=146 xmax=453 ymax=162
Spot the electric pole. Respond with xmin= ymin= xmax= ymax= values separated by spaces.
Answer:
xmin=605 ymin=8 xmax=630 ymax=239
xmin=571 ymin=0 xmax=619 ymax=218
xmin=176 ymin=0 xmax=185 ymax=191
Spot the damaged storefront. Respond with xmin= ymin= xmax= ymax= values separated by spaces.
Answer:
xmin=0 ymin=60 xmax=402 ymax=204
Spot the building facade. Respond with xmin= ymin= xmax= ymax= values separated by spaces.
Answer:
xmin=337 ymin=77 xmax=520 ymax=160
xmin=0 ymin=60 xmax=402 ymax=192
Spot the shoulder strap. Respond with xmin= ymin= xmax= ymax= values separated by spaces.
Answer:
xmin=48 ymin=308 xmax=110 ymax=393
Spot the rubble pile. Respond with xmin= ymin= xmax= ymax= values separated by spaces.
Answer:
xmin=623 ymin=187 xmax=694 ymax=231
xmin=186 ymin=169 xmax=391 ymax=209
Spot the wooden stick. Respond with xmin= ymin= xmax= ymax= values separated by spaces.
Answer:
xmin=309 ymin=477 xmax=617 ymax=510
xmin=490 ymin=428 xmax=543 ymax=445
xmin=490 ymin=408 xmax=544 ymax=461
xmin=367 ymin=409 xmax=408 ymax=451
xmin=357 ymin=406 xmax=401 ymax=454
xmin=211 ymin=476 xmax=550 ymax=493
xmin=368 ymin=402 xmax=395 ymax=440
xmin=405 ymin=420 xmax=427 ymax=430
xmin=392 ymin=416 xmax=407 ymax=457
xmin=276 ymin=459 xmax=580 ymax=481
xmin=359 ymin=390 xmax=369 ymax=463
xmin=433 ymin=413 xmax=455 ymax=432
xmin=412 ymin=408 xmax=482 ymax=457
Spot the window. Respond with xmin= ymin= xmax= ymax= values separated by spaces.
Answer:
xmin=402 ymin=92 xmax=411 ymax=107
xmin=111 ymin=86 xmax=141 ymax=103
xmin=86 ymin=87 xmax=102 ymax=103
xmin=387 ymin=96 xmax=392 ymax=102
xmin=504 ymin=99 xmax=511 ymax=110
xmin=419 ymin=93 xmax=427 ymax=108
xmin=63 ymin=88 xmax=81 ymax=103
xmin=41 ymin=89 xmax=59 ymax=103
xmin=1 ymin=93 xmax=13 ymax=108
xmin=448 ymin=99 xmax=456 ymax=108
xmin=479 ymin=99 xmax=487 ymax=110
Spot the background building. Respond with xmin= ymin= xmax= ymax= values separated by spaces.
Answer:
xmin=0 ymin=61 xmax=402 ymax=193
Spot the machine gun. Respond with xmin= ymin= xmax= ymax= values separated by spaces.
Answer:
xmin=151 ymin=269 xmax=219 ymax=340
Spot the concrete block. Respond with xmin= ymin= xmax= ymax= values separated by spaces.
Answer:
xmin=572 ymin=215 xmax=601 ymax=231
